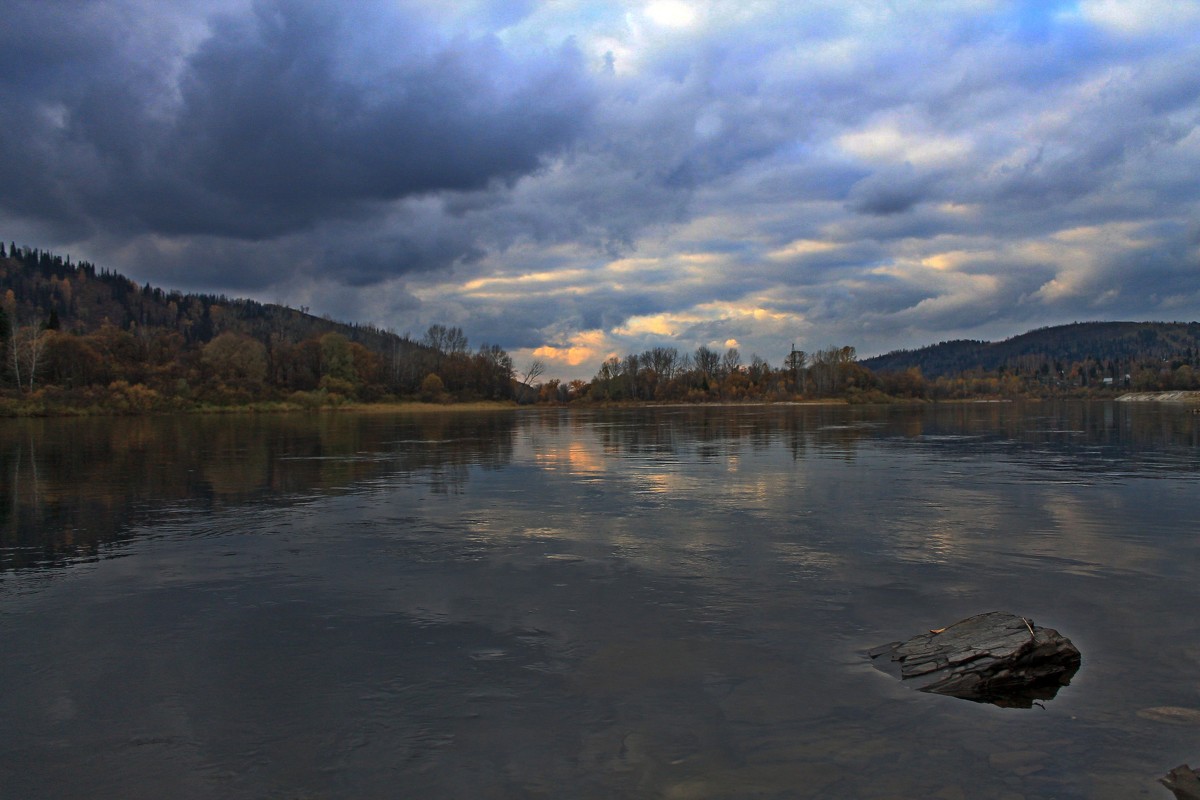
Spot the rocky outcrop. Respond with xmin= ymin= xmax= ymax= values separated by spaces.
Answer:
xmin=869 ymin=611 xmax=1081 ymax=707
xmin=1162 ymin=764 xmax=1200 ymax=799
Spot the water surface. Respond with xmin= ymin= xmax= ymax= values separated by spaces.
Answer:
xmin=2 ymin=402 xmax=1198 ymax=798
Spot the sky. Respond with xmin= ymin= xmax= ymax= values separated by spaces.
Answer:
xmin=2 ymin=0 xmax=1199 ymax=380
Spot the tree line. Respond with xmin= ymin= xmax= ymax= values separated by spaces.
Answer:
xmin=861 ymin=321 xmax=1200 ymax=395
xmin=556 ymin=335 xmax=1199 ymax=404
xmin=561 ymin=344 xmax=874 ymax=403
xmin=1 ymin=244 xmax=516 ymax=411
xmin=4 ymin=242 xmax=1198 ymax=413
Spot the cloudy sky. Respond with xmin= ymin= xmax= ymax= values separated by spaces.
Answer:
xmin=2 ymin=0 xmax=1199 ymax=379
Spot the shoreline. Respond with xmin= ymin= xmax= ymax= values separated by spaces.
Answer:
xmin=1 ymin=393 xmax=1168 ymax=419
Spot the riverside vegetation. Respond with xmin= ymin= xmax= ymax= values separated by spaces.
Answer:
xmin=3 ymin=242 xmax=1199 ymax=416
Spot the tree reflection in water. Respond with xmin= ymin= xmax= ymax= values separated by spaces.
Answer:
xmin=0 ymin=411 xmax=517 ymax=571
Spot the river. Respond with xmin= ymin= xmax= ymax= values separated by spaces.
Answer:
xmin=2 ymin=402 xmax=1198 ymax=798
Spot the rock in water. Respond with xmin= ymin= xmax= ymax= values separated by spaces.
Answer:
xmin=869 ymin=611 xmax=1081 ymax=707
xmin=1162 ymin=764 xmax=1200 ymax=800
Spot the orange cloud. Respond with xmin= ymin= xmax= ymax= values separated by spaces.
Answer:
xmin=532 ymin=330 xmax=608 ymax=367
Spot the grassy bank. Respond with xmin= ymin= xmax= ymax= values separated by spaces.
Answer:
xmin=0 ymin=393 xmax=521 ymax=418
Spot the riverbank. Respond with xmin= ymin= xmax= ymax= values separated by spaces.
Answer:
xmin=0 ymin=395 xmax=522 ymax=418
xmin=0 ymin=390 xmax=1159 ymax=419
xmin=0 ymin=396 xmax=851 ymax=418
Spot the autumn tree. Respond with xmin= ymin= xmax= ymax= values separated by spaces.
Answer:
xmin=89 ymin=322 xmax=143 ymax=384
xmin=567 ymin=379 xmax=589 ymax=400
xmin=590 ymin=356 xmax=624 ymax=400
xmin=272 ymin=338 xmax=322 ymax=391
xmin=43 ymin=331 xmax=105 ymax=388
xmin=420 ymin=372 xmax=447 ymax=402
xmin=472 ymin=344 xmax=514 ymax=400
xmin=3 ymin=290 xmax=19 ymax=387
xmin=318 ymin=332 xmax=353 ymax=381
xmin=201 ymin=332 xmax=268 ymax=392
xmin=0 ymin=304 xmax=8 ymax=383
xmin=538 ymin=379 xmax=563 ymax=403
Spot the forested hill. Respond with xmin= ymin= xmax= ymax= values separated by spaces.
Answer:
xmin=862 ymin=321 xmax=1200 ymax=378
xmin=0 ymin=242 xmax=405 ymax=352
xmin=0 ymin=242 xmax=519 ymax=406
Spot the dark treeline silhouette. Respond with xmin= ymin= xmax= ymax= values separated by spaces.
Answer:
xmin=0 ymin=243 xmax=516 ymax=411
xmin=564 ymin=344 xmax=875 ymax=404
xmin=562 ymin=323 xmax=1200 ymax=404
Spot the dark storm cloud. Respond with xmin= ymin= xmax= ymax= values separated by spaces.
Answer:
xmin=93 ymin=202 xmax=491 ymax=292
xmin=3 ymin=0 xmax=1199 ymax=378
xmin=0 ymin=0 xmax=593 ymax=242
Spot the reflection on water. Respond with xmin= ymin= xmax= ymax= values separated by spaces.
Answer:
xmin=1 ymin=402 xmax=1199 ymax=799
xmin=1 ymin=411 xmax=516 ymax=570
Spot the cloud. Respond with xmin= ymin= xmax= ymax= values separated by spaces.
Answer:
xmin=2 ymin=0 xmax=1199 ymax=379
xmin=0 ymin=0 xmax=594 ymax=242
xmin=1073 ymin=0 xmax=1200 ymax=37
xmin=846 ymin=166 xmax=936 ymax=216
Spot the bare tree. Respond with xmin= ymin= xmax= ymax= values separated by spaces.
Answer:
xmin=786 ymin=347 xmax=808 ymax=393
xmin=22 ymin=327 xmax=47 ymax=392
xmin=422 ymin=324 xmax=468 ymax=355
xmin=622 ymin=353 xmax=642 ymax=399
xmin=521 ymin=359 xmax=546 ymax=386
xmin=517 ymin=359 xmax=546 ymax=403
xmin=721 ymin=347 xmax=742 ymax=377
xmin=749 ymin=354 xmax=771 ymax=384
xmin=6 ymin=324 xmax=49 ymax=393
xmin=422 ymin=324 xmax=449 ymax=354
xmin=2 ymin=294 xmax=49 ymax=392
xmin=5 ymin=311 xmax=20 ymax=390
xmin=446 ymin=326 xmax=468 ymax=355
xmin=693 ymin=346 xmax=720 ymax=381
xmin=646 ymin=346 xmax=680 ymax=383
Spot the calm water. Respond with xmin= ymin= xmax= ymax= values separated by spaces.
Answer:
xmin=2 ymin=403 xmax=1199 ymax=799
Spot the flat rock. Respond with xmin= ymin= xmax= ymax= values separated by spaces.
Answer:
xmin=869 ymin=611 xmax=1081 ymax=707
xmin=1162 ymin=764 xmax=1200 ymax=800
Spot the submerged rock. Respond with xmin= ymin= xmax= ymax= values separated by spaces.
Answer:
xmin=869 ymin=611 xmax=1081 ymax=707
xmin=1138 ymin=706 xmax=1200 ymax=725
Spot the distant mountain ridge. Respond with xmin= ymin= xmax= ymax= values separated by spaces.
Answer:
xmin=862 ymin=321 xmax=1200 ymax=378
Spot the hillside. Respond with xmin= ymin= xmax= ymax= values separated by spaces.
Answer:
xmin=862 ymin=322 xmax=1200 ymax=383
xmin=0 ymin=242 xmax=517 ymax=407
xmin=0 ymin=242 xmax=408 ymax=353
